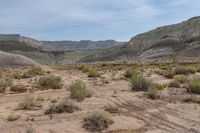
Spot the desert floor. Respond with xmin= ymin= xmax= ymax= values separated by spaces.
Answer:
xmin=0 ymin=64 xmax=200 ymax=133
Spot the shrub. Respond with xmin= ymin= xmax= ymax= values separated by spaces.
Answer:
xmin=104 ymin=105 xmax=120 ymax=113
xmin=10 ymin=85 xmax=27 ymax=93
xmin=79 ymin=65 xmax=90 ymax=73
xmin=169 ymin=80 xmax=180 ymax=88
xmin=88 ymin=68 xmax=100 ymax=78
xmin=36 ymin=96 xmax=45 ymax=102
xmin=0 ymin=76 xmax=13 ymax=93
xmin=183 ymin=95 xmax=200 ymax=104
xmin=147 ymin=86 xmax=160 ymax=100
xmin=124 ymin=67 xmax=137 ymax=78
xmin=174 ymin=75 xmax=188 ymax=83
xmin=131 ymin=75 xmax=152 ymax=91
xmin=197 ymin=66 xmax=200 ymax=72
xmin=39 ymin=75 xmax=62 ymax=89
xmin=153 ymin=83 xmax=165 ymax=90
xmin=69 ymin=80 xmax=91 ymax=101
xmin=22 ymin=65 xmax=44 ymax=78
xmin=162 ymin=70 xmax=175 ymax=79
xmin=175 ymin=66 xmax=196 ymax=75
xmin=45 ymin=99 xmax=79 ymax=114
xmin=13 ymin=73 xmax=22 ymax=79
xmin=17 ymin=96 xmax=42 ymax=110
xmin=82 ymin=111 xmax=114 ymax=132
xmin=7 ymin=114 xmax=21 ymax=121
xmin=187 ymin=79 xmax=200 ymax=94
xmin=159 ymin=65 xmax=171 ymax=70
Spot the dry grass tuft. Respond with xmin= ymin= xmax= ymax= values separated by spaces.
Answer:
xmin=0 ymin=76 xmax=13 ymax=93
xmin=17 ymin=96 xmax=42 ymax=110
xmin=175 ymin=66 xmax=196 ymax=75
xmin=10 ymin=85 xmax=28 ymax=93
xmin=39 ymin=75 xmax=62 ymax=89
xmin=82 ymin=111 xmax=114 ymax=132
xmin=187 ymin=79 xmax=200 ymax=94
xmin=69 ymin=80 xmax=91 ymax=101
xmin=7 ymin=114 xmax=21 ymax=121
xmin=131 ymin=74 xmax=152 ymax=91
xmin=104 ymin=105 xmax=120 ymax=113
xmin=169 ymin=80 xmax=180 ymax=88
xmin=45 ymin=98 xmax=79 ymax=114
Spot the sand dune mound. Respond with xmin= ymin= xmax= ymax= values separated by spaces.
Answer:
xmin=0 ymin=51 xmax=38 ymax=67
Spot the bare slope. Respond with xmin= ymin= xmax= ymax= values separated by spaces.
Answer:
xmin=0 ymin=50 xmax=38 ymax=66
xmin=42 ymin=40 xmax=124 ymax=51
xmin=80 ymin=16 xmax=200 ymax=62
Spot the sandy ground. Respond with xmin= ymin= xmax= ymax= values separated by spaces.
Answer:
xmin=0 ymin=66 xmax=200 ymax=133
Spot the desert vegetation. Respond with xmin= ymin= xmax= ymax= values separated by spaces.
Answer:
xmin=131 ymin=74 xmax=152 ymax=91
xmin=38 ymin=75 xmax=62 ymax=89
xmin=17 ymin=96 xmax=42 ymax=110
xmin=175 ymin=66 xmax=196 ymax=75
xmin=82 ymin=111 xmax=113 ymax=132
xmin=45 ymin=98 xmax=79 ymax=114
xmin=0 ymin=61 xmax=200 ymax=133
xmin=187 ymin=79 xmax=200 ymax=94
xmin=69 ymin=80 xmax=91 ymax=101
xmin=0 ymin=76 xmax=13 ymax=93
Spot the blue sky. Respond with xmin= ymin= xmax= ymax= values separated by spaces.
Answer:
xmin=0 ymin=0 xmax=200 ymax=41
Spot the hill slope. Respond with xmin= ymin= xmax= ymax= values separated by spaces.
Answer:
xmin=0 ymin=34 xmax=56 ymax=64
xmin=80 ymin=16 xmax=200 ymax=62
xmin=0 ymin=50 xmax=38 ymax=67
xmin=42 ymin=40 xmax=124 ymax=51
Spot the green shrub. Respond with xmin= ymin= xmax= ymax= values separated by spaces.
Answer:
xmin=147 ymin=86 xmax=160 ymax=100
xmin=175 ymin=66 xmax=196 ymax=75
xmin=7 ymin=114 xmax=21 ymax=121
xmin=45 ymin=99 xmax=79 ymax=114
xmin=131 ymin=75 xmax=152 ymax=91
xmin=169 ymin=80 xmax=180 ymax=88
xmin=10 ymin=85 xmax=27 ymax=93
xmin=174 ymin=75 xmax=188 ymax=83
xmin=69 ymin=80 xmax=91 ymax=101
xmin=159 ymin=65 xmax=171 ymax=70
xmin=79 ymin=65 xmax=90 ymax=73
xmin=22 ymin=65 xmax=44 ymax=78
xmin=13 ymin=73 xmax=22 ymax=79
xmin=162 ymin=70 xmax=175 ymax=79
xmin=88 ymin=68 xmax=100 ymax=78
xmin=0 ymin=76 xmax=13 ymax=93
xmin=39 ymin=75 xmax=62 ymax=89
xmin=29 ymin=65 xmax=43 ymax=74
xmin=82 ymin=111 xmax=114 ymax=132
xmin=124 ymin=67 xmax=137 ymax=78
xmin=36 ymin=96 xmax=45 ymax=102
xmin=153 ymin=83 xmax=165 ymax=90
xmin=104 ymin=105 xmax=120 ymax=113
xmin=187 ymin=79 xmax=200 ymax=94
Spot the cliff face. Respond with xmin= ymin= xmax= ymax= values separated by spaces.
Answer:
xmin=80 ymin=16 xmax=200 ymax=62
xmin=42 ymin=40 xmax=124 ymax=51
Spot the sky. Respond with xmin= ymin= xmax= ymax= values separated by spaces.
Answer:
xmin=0 ymin=0 xmax=200 ymax=41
